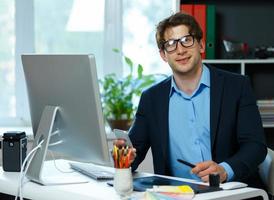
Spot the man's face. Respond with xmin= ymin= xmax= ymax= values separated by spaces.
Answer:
xmin=160 ymin=25 xmax=205 ymax=77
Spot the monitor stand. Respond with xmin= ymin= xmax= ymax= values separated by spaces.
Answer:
xmin=26 ymin=106 xmax=88 ymax=185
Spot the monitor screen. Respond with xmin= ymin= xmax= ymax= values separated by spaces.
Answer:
xmin=21 ymin=54 xmax=112 ymax=184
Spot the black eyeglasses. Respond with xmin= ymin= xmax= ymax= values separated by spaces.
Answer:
xmin=162 ymin=34 xmax=195 ymax=53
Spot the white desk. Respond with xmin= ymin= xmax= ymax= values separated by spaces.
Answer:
xmin=0 ymin=160 xmax=269 ymax=200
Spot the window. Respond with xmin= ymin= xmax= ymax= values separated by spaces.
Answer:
xmin=0 ymin=0 xmax=15 ymax=122
xmin=0 ymin=0 xmax=105 ymax=126
xmin=34 ymin=0 xmax=105 ymax=77
xmin=0 ymin=0 xmax=177 ymax=126
xmin=123 ymin=1 xmax=177 ymax=75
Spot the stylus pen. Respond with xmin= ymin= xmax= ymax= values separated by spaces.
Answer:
xmin=177 ymin=159 xmax=196 ymax=168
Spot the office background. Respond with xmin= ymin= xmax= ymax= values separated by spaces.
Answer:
xmin=1 ymin=0 xmax=274 ymax=168
xmin=0 ymin=0 xmax=177 ymax=128
xmin=1 ymin=1 xmax=274 ymax=198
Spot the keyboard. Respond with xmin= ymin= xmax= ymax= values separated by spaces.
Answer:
xmin=70 ymin=162 xmax=114 ymax=180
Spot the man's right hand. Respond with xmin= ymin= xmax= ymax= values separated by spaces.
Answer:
xmin=191 ymin=161 xmax=228 ymax=183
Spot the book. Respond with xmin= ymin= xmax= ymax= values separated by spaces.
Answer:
xmin=206 ymin=5 xmax=216 ymax=59
xmin=193 ymin=4 xmax=207 ymax=59
xmin=180 ymin=4 xmax=194 ymax=15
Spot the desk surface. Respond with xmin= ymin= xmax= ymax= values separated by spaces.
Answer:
xmin=0 ymin=160 xmax=269 ymax=200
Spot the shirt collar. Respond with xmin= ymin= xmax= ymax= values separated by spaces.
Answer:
xmin=169 ymin=64 xmax=210 ymax=97
xmin=200 ymin=64 xmax=210 ymax=88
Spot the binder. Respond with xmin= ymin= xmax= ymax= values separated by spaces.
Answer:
xmin=193 ymin=4 xmax=207 ymax=59
xmin=180 ymin=4 xmax=194 ymax=15
xmin=206 ymin=5 xmax=216 ymax=59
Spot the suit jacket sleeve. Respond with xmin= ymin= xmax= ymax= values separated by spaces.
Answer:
xmin=128 ymin=91 xmax=151 ymax=171
xmin=225 ymin=76 xmax=267 ymax=181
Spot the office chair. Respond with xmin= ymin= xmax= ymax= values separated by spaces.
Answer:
xmin=259 ymin=147 xmax=274 ymax=199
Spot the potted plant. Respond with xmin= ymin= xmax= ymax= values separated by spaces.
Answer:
xmin=100 ymin=49 xmax=159 ymax=130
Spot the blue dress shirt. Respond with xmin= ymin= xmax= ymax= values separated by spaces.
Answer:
xmin=168 ymin=65 xmax=234 ymax=181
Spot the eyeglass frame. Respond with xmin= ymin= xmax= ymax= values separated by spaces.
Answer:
xmin=162 ymin=34 xmax=195 ymax=53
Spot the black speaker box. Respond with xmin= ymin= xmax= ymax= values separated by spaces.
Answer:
xmin=2 ymin=131 xmax=27 ymax=172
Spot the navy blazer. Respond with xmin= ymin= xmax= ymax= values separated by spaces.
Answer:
xmin=129 ymin=65 xmax=267 ymax=188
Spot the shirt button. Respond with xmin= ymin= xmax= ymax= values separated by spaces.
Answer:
xmin=195 ymin=139 xmax=200 ymax=144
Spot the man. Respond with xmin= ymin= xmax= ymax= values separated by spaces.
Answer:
xmin=127 ymin=12 xmax=267 ymax=188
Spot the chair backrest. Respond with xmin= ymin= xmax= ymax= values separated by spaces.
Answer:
xmin=259 ymin=147 xmax=274 ymax=196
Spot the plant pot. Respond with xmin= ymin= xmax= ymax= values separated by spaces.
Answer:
xmin=107 ymin=119 xmax=132 ymax=131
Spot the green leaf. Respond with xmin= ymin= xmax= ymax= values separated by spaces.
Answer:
xmin=124 ymin=56 xmax=133 ymax=73
xmin=137 ymin=64 xmax=143 ymax=79
xmin=99 ymin=50 xmax=161 ymax=121
xmin=112 ymin=48 xmax=120 ymax=53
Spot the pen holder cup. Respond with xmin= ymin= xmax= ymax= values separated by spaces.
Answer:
xmin=114 ymin=167 xmax=133 ymax=196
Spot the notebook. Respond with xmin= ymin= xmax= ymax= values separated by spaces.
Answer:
xmin=70 ymin=162 xmax=114 ymax=180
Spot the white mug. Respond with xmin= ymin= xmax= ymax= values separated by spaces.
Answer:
xmin=114 ymin=168 xmax=133 ymax=196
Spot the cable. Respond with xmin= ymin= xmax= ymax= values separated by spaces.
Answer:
xmin=14 ymin=139 xmax=44 ymax=200
xmin=48 ymin=130 xmax=62 ymax=147
xmin=16 ymin=141 xmax=43 ymax=200
xmin=14 ymin=138 xmax=74 ymax=200
xmin=48 ymin=150 xmax=74 ymax=174
xmin=47 ymin=138 xmax=73 ymax=173
xmin=19 ymin=140 xmax=44 ymax=200
xmin=50 ymin=130 xmax=60 ymax=137
xmin=48 ymin=140 xmax=63 ymax=147
xmin=14 ymin=137 xmax=75 ymax=200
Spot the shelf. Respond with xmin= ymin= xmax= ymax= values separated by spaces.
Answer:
xmin=204 ymin=59 xmax=274 ymax=75
xmin=263 ymin=124 xmax=274 ymax=128
xmin=180 ymin=1 xmax=274 ymax=59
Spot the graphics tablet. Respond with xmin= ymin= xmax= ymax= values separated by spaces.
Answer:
xmin=132 ymin=176 xmax=222 ymax=193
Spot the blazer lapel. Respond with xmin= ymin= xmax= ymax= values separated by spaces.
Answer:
xmin=158 ymin=78 xmax=171 ymax=167
xmin=209 ymin=66 xmax=224 ymax=151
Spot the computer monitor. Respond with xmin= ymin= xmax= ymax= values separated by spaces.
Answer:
xmin=21 ymin=54 xmax=111 ymax=185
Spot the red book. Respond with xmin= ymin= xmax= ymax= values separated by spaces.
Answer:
xmin=180 ymin=4 xmax=194 ymax=15
xmin=194 ymin=4 xmax=207 ymax=59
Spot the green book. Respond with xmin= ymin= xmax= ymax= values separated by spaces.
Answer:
xmin=206 ymin=5 xmax=216 ymax=59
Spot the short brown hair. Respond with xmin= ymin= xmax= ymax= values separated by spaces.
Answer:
xmin=156 ymin=12 xmax=203 ymax=50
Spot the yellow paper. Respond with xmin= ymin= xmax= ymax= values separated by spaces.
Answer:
xmin=152 ymin=185 xmax=194 ymax=194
